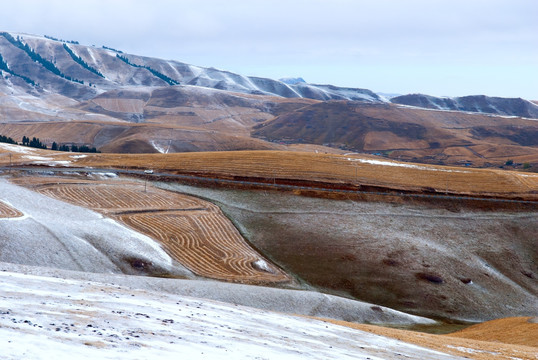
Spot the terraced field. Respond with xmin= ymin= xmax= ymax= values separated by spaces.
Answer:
xmin=0 ymin=201 xmax=23 ymax=219
xmin=13 ymin=177 xmax=289 ymax=284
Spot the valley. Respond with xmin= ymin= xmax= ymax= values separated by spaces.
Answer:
xmin=0 ymin=30 xmax=536 ymax=359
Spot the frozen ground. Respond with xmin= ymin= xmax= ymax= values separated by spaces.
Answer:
xmin=0 ymin=176 xmax=438 ymax=326
xmin=0 ymin=261 xmax=435 ymax=327
xmin=0 ymin=178 xmax=192 ymax=277
xmin=0 ymin=270 xmax=465 ymax=360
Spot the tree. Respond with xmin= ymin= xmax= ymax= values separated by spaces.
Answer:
xmin=505 ymin=159 xmax=514 ymax=166
xmin=51 ymin=142 xmax=58 ymax=151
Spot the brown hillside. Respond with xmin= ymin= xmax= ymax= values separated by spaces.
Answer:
xmin=1 ymin=146 xmax=536 ymax=198
xmin=252 ymin=101 xmax=538 ymax=167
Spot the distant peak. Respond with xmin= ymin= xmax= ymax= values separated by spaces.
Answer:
xmin=279 ymin=77 xmax=306 ymax=85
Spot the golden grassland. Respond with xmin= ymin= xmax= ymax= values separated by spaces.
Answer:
xmin=69 ymin=151 xmax=538 ymax=197
xmin=1 ymin=147 xmax=537 ymax=198
xmin=10 ymin=176 xmax=289 ymax=284
xmin=315 ymin=317 xmax=538 ymax=360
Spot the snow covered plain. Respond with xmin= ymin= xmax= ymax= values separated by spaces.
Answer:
xmin=0 ymin=270 xmax=465 ymax=360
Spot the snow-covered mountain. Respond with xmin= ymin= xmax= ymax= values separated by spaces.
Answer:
xmin=391 ymin=93 xmax=538 ymax=118
xmin=0 ymin=31 xmax=382 ymax=102
xmin=1 ymin=31 xmax=536 ymax=119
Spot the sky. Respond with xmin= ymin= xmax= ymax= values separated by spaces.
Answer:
xmin=1 ymin=0 xmax=536 ymax=99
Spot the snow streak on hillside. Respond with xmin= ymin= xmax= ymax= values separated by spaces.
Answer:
xmin=0 ymin=271 xmax=465 ymax=359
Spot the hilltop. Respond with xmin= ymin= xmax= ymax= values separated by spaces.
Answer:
xmin=0 ymin=31 xmax=536 ymax=169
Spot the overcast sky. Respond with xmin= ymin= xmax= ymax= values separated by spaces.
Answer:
xmin=1 ymin=0 xmax=536 ymax=99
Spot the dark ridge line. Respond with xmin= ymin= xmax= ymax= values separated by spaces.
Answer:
xmin=116 ymin=54 xmax=179 ymax=86
xmin=63 ymin=44 xmax=104 ymax=78
xmin=0 ymin=51 xmax=37 ymax=86
xmin=113 ymin=208 xmax=209 ymax=215
xmin=0 ymin=32 xmax=84 ymax=85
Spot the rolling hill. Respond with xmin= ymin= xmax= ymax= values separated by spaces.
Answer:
xmin=252 ymin=101 xmax=538 ymax=167
xmin=0 ymin=31 xmax=537 ymax=169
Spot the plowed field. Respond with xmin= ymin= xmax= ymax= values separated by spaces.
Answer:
xmin=14 ymin=177 xmax=289 ymax=284
xmin=0 ymin=201 xmax=23 ymax=218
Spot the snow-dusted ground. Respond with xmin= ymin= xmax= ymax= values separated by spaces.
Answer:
xmin=0 ymin=176 xmax=439 ymax=327
xmin=0 ymin=261 xmax=435 ymax=327
xmin=0 ymin=270 xmax=465 ymax=360
xmin=0 ymin=178 xmax=192 ymax=277
xmin=0 ymin=143 xmax=74 ymax=166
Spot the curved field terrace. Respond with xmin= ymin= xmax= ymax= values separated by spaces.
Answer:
xmin=0 ymin=201 xmax=23 ymax=219
xmin=13 ymin=176 xmax=289 ymax=284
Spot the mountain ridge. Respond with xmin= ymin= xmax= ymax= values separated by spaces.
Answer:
xmin=1 ymin=31 xmax=536 ymax=115
xmin=0 ymin=31 xmax=381 ymax=102
xmin=391 ymin=93 xmax=538 ymax=119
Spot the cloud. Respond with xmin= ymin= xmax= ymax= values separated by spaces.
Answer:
xmin=0 ymin=0 xmax=536 ymax=98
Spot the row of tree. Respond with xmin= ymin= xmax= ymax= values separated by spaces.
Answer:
xmin=116 ymin=54 xmax=179 ymax=86
xmin=0 ymin=32 xmax=84 ymax=85
xmin=0 ymin=52 xmax=37 ymax=86
xmin=0 ymin=135 xmax=17 ymax=144
xmin=63 ymin=44 xmax=104 ymax=78
xmin=102 ymin=45 xmax=123 ymax=53
xmin=21 ymin=136 xmax=47 ymax=149
xmin=44 ymin=35 xmax=79 ymax=44
xmin=1 ymin=134 xmax=99 ymax=153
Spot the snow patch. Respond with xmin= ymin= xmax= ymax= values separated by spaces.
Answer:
xmin=446 ymin=345 xmax=501 ymax=356
xmin=0 ymin=179 xmax=188 ymax=276
xmin=347 ymin=158 xmax=471 ymax=173
xmin=0 ymin=143 xmax=37 ymax=154
xmin=150 ymin=140 xmax=168 ymax=154
xmin=22 ymin=155 xmax=53 ymax=161
xmin=252 ymin=259 xmax=274 ymax=273
xmin=0 ymin=270 xmax=464 ymax=360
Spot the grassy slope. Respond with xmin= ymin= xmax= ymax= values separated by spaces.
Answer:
xmin=319 ymin=317 xmax=538 ymax=360
xmin=252 ymin=101 xmax=538 ymax=167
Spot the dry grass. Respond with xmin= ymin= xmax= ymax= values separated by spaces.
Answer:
xmin=0 ymin=201 xmax=23 ymax=218
xmin=68 ymin=150 xmax=538 ymax=198
xmin=314 ymin=317 xmax=538 ymax=360
xmin=13 ymin=176 xmax=289 ymax=284
xmin=1 ymin=145 xmax=537 ymax=198
xmin=448 ymin=317 xmax=538 ymax=347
